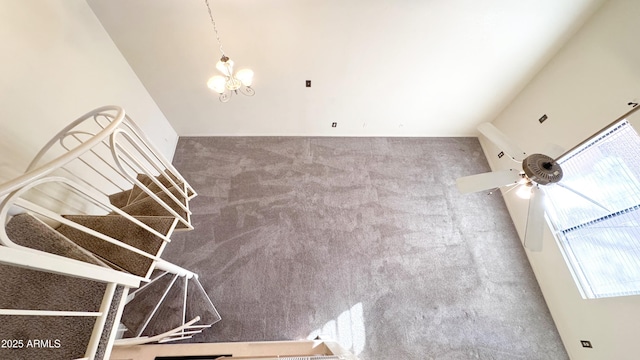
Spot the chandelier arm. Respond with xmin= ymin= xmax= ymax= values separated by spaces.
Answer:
xmin=239 ymin=86 xmax=255 ymax=97
xmin=219 ymin=92 xmax=231 ymax=103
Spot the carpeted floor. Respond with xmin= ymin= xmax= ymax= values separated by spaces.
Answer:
xmin=163 ymin=137 xmax=568 ymax=360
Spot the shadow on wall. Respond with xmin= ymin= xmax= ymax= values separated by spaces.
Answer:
xmin=307 ymin=303 xmax=365 ymax=356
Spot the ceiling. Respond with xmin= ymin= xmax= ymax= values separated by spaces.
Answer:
xmin=87 ymin=0 xmax=604 ymax=137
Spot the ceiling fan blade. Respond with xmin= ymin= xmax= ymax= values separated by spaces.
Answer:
xmin=524 ymin=186 xmax=545 ymax=252
xmin=556 ymin=182 xmax=610 ymax=212
xmin=456 ymin=169 xmax=521 ymax=194
xmin=477 ymin=122 xmax=528 ymax=162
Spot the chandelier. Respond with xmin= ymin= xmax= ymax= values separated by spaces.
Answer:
xmin=204 ymin=0 xmax=255 ymax=103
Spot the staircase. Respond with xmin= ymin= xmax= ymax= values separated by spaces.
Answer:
xmin=0 ymin=106 xmax=220 ymax=359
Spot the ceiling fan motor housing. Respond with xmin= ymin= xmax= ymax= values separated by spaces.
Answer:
xmin=522 ymin=153 xmax=563 ymax=185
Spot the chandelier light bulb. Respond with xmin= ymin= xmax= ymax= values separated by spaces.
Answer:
xmin=215 ymin=57 xmax=234 ymax=77
xmin=207 ymin=75 xmax=227 ymax=94
xmin=236 ymin=69 xmax=254 ymax=86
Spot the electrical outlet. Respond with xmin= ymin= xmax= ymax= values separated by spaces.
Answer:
xmin=539 ymin=114 xmax=548 ymax=124
xmin=580 ymin=340 xmax=592 ymax=348
xmin=331 ymin=122 xmax=337 ymax=128
xmin=306 ymin=80 xmax=311 ymax=87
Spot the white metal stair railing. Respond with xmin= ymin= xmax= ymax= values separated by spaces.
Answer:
xmin=0 ymin=105 xmax=199 ymax=359
xmin=117 ymin=259 xmax=220 ymax=345
xmin=0 ymin=178 xmax=178 ymax=279
xmin=22 ymin=105 xmax=196 ymax=229
xmin=114 ymin=316 xmax=211 ymax=346
xmin=0 ymin=105 xmax=196 ymax=278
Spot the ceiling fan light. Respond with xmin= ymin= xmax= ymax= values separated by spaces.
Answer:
xmin=207 ymin=75 xmax=227 ymax=93
xmin=517 ymin=184 xmax=533 ymax=199
xmin=236 ymin=68 xmax=254 ymax=86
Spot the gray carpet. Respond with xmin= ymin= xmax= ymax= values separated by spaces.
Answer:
xmin=163 ymin=137 xmax=568 ymax=360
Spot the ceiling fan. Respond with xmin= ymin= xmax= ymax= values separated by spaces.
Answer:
xmin=456 ymin=122 xmax=608 ymax=252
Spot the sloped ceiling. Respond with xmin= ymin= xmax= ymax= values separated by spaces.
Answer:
xmin=87 ymin=0 xmax=604 ymax=137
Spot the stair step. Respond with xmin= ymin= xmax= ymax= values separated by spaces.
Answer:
xmin=142 ymin=275 xmax=186 ymax=337
xmin=0 ymin=264 xmax=106 ymax=312
xmin=5 ymin=213 xmax=107 ymax=267
xmin=2 ymin=213 xmax=109 ymax=313
xmin=108 ymin=172 xmax=187 ymax=209
xmin=57 ymin=215 xmax=176 ymax=277
xmin=166 ymin=170 xmax=195 ymax=198
xmin=158 ymin=170 xmax=190 ymax=195
xmin=127 ymin=174 xmax=156 ymax=206
xmin=108 ymin=188 xmax=133 ymax=209
xmin=186 ymin=277 xmax=221 ymax=326
xmin=118 ymin=186 xmax=190 ymax=229
xmin=108 ymin=173 xmax=154 ymax=209
xmin=0 ymin=315 xmax=96 ymax=360
xmin=120 ymin=272 xmax=177 ymax=337
xmin=0 ymin=284 xmax=124 ymax=360
xmin=131 ymin=173 xmax=184 ymax=204
xmin=1 ymin=213 xmax=123 ymax=358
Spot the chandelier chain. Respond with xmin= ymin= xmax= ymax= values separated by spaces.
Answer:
xmin=205 ymin=0 xmax=225 ymax=57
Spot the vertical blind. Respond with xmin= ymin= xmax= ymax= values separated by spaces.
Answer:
xmin=544 ymin=119 xmax=640 ymax=298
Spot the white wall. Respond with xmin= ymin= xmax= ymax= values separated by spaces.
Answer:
xmin=483 ymin=0 xmax=640 ymax=359
xmin=87 ymin=0 xmax=604 ymax=137
xmin=0 ymin=0 xmax=178 ymax=184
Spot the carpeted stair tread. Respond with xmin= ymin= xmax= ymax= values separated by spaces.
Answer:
xmin=57 ymin=215 xmax=176 ymax=277
xmin=118 ymin=186 xmax=190 ymax=229
xmin=108 ymin=188 xmax=133 ymax=209
xmin=5 ymin=213 xmax=107 ymax=267
xmin=131 ymin=173 xmax=185 ymax=204
xmin=109 ymin=174 xmax=161 ymax=209
xmin=109 ymin=172 xmax=193 ymax=209
xmin=0 ymin=315 xmax=96 ymax=360
xmin=94 ymin=285 xmax=125 ymax=360
xmin=186 ymin=277 xmax=221 ymax=326
xmin=142 ymin=275 xmax=186 ymax=337
xmin=166 ymin=170 xmax=195 ymax=197
xmin=121 ymin=273 xmax=176 ymax=337
xmin=127 ymin=173 xmax=156 ymax=206
xmin=125 ymin=184 xmax=185 ymax=211
xmin=0 ymin=264 xmax=106 ymax=312
xmin=61 ymin=215 xmax=175 ymax=254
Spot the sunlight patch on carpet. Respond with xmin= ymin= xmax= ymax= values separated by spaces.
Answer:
xmin=307 ymin=303 xmax=365 ymax=355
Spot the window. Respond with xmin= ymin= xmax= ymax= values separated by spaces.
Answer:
xmin=544 ymin=119 xmax=640 ymax=299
